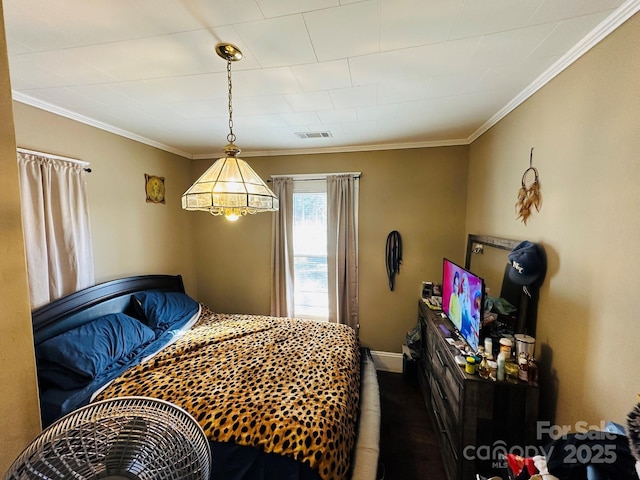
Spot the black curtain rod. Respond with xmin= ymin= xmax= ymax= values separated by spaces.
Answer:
xmin=267 ymin=175 xmax=361 ymax=183
xmin=17 ymin=148 xmax=92 ymax=172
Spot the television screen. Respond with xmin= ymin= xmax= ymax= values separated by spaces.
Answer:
xmin=442 ymin=258 xmax=484 ymax=352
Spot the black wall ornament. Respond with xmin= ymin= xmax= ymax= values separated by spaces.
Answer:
xmin=385 ymin=230 xmax=402 ymax=291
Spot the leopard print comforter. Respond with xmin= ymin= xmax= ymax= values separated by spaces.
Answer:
xmin=95 ymin=306 xmax=361 ymax=480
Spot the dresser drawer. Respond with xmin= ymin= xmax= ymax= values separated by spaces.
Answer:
xmin=430 ymin=375 xmax=459 ymax=480
xmin=430 ymin=341 xmax=462 ymax=415
xmin=429 ymin=373 xmax=459 ymax=449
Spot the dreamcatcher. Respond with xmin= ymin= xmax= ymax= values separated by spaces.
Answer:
xmin=516 ymin=148 xmax=542 ymax=225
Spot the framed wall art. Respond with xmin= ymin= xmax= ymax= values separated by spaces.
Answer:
xmin=145 ymin=174 xmax=165 ymax=204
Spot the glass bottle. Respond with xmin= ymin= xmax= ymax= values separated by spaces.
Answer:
xmin=478 ymin=350 xmax=490 ymax=379
xmin=527 ymin=357 xmax=538 ymax=384
xmin=497 ymin=352 xmax=506 ymax=381
xmin=518 ymin=352 xmax=529 ymax=382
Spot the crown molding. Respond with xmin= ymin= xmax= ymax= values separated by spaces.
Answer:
xmin=191 ymin=137 xmax=470 ymax=159
xmin=14 ymin=89 xmax=469 ymax=159
xmin=12 ymin=92 xmax=194 ymax=159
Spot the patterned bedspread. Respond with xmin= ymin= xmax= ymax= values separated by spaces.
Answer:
xmin=95 ymin=306 xmax=361 ymax=480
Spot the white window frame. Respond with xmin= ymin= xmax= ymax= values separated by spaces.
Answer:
xmin=292 ymin=178 xmax=328 ymax=321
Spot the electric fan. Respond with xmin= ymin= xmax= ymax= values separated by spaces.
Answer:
xmin=5 ymin=397 xmax=211 ymax=480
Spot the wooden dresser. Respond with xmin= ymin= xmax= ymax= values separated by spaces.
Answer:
xmin=417 ymin=300 xmax=540 ymax=480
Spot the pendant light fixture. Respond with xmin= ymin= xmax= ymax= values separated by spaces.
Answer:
xmin=182 ymin=43 xmax=278 ymax=221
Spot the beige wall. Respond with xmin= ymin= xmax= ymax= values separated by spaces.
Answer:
xmin=467 ymin=12 xmax=640 ymax=426
xmin=12 ymin=103 xmax=198 ymax=294
xmin=190 ymin=147 xmax=469 ymax=352
xmin=0 ymin=2 xmax=41 ymax=471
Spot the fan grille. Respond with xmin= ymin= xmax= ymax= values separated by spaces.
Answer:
xmin=6 ymin=397 xmax=210 ymax=480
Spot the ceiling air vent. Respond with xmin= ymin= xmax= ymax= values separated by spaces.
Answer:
xmin=295 ymin=131 xmax=333 ymax=139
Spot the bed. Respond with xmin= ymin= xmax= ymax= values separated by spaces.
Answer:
xmin=32 ymin=274 xmax=380 ymax=480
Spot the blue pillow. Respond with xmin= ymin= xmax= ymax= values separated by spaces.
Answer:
xmin=36 ymin=313 xmax=155 ymax=389
xmin=132 ymin=291 xmax=199 ymax=335
xmin=37 ymin=363 xmax=91 ymax=390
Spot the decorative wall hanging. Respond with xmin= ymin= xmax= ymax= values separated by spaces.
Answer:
xmin=385 ymin=230 xmax=402 ymax=291
xmin=516 ymin=148 xmax=541 ymax=225
xmin=145 ymin=174 xmax=165 ymax=204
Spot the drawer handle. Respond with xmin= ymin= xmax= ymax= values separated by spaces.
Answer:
xmin=435 ymin=380 xmax=447 ymax=401
xmin=435 ymin=349 xmax=447 ymax=368
xmin=433 ymin=408 xmax=447 ymax=434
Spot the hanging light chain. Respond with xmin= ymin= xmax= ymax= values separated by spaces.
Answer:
xmin=226 ymin=58 xmax=236 ymax=144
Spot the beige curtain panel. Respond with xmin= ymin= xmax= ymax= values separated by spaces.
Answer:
xmin=270 ymin=177 xmax=294 ymax=317
xmin=17 ymin=150 xmax=94 ymax=309
xmin=327 ymin=174 xmax=359 ymax=330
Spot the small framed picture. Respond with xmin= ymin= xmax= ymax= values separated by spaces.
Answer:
xmin=421 ymin=282 xmax=433 ymax=299
xmin=145 ymin=174 xmax=165 ymax=204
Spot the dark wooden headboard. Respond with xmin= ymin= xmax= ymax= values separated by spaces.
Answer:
xmin=32 ymin=275 xmax=185 ymax=346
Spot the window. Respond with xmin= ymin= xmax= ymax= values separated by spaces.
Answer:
xmin=271 ymin=173 xmax=359 ymax=329
xmin=292 ymin=180 xmax=328 ymax=320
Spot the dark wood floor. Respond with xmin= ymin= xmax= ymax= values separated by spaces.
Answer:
xmin=377 ymin=370 xmax=448 ymax=480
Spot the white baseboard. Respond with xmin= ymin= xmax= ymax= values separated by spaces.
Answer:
xmin=370 ymin=350 xmax=403 ymax=373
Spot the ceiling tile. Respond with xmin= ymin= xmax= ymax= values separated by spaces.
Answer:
xmin=255 ymin=0 xmax=339 ymax=18
xmin=7 ymin=57 xmax=70 ymax=90
xmin=79 ymin=31 xmax=230 ymax=82
xmin=376 ymin=79 xmax=431 ymax=104
xmin=3 ymin=1 xmax=79 ymax=52
xmin=450 ymin=0 xmax=544 ymax=39
xmin=357 ymin=103 xmax=399 ymax=122
xmin=284 ymin=91 xmax=333 ymax=112
xmin=380 ymin=0 xmax=464 ymax=50
xmin=73 ymin=105 xmax=161 ymax=133
xmin=339 ymin=120 xmax=383 ymax=144
xmin=235 ymin=95 xmax=293 ymax=116
xmin=20 ymin=87 xmax=105 ymax=109
xmin=291 ymin=60 xmax=352 ymax=92
xmin=4 ymin=0 xmax=265 ymax=51
xmin=234 ymin=114 xmax=288 ymax=129
xmin=304 ymin=1 xmax=382 ymax=61
xmin=278 ymin=111 xmax=323 ymax=126
xmin=469 ymin=23 xmax=557 ymax=69
xmin=165 ymin=99 xmax=226 ymax=120
xmin=478 ymin=54 xmax=562 ymax=93
xmin=175 ymin=0 xmax=265 ymax=28
xmin=129 ymin=74 xmax=233 ymax=108
xmin=425 ymin=67 xmax=489 ymax=99
xmin=10 ymin=49 xmax=116 ymax=87
xmin=234 ymin=16 xmax=317 ymax=68
xmin=67 ymin=85 xmax=142 ymax=108
xmin=329 ymin=85 xmax=377 ymax=109
xmin=529 ymin=12 xmax=611 ymax=58
xmin=316 ymin=108 xmax=358 ymax=124
xmin=406 ymin=37 xmax=481 ymax=78
xmin=232 ymin=67 xmax=302 ymax=97
xmin=349 ymin=49 xmax=414 ymax=86
xmin=5 ymin=37 xmax=34 ymax=56
xmin=530 ymin=0 xmax=621 ymax=24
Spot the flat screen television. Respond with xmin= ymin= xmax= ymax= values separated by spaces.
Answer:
xmin=441 ymin=258 xmax=484 ymax=352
